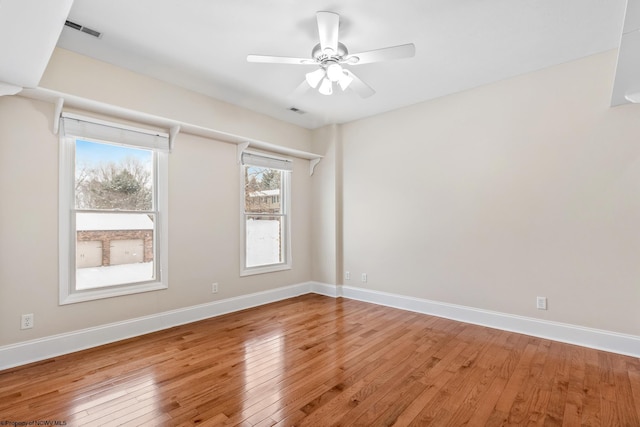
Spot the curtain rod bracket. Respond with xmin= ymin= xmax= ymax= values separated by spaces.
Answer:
xmin=237 ymin=142 xmax=250 ymax=163
xmin=169 ymin=125 xmax=180 ymax=152
xmin=309 ymin=158 xmax=321 ymax=176
xmin=53 ymin=97 xmax=64 ymax=135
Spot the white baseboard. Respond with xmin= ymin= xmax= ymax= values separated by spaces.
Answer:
xmin=0 ymin=282 xmax=314 ymax=371
xmin=2 ymin=282 xmax=638 ymax=371
xmin=340 ymin=285 xmax=640 ymax=358
xmin=309 ymin=281 xmax=342 ymax=297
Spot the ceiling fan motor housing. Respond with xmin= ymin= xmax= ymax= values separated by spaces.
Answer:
xmin=312 ymin=42 xmax=349 ymax=65
xmin=246 ymin=11 xmax=415 ymax=98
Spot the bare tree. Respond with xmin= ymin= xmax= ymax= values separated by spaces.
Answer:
xmin=76 ymin=157 xmax=152 ymax=210
xmin=244 ymin=166 xmax=281 ymax=214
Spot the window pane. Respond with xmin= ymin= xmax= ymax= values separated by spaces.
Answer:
xmin=75 ymin=139 xmax=153 ymax=210
xmin=76 ymin=212 xmax=155 ymax=289
xmin=244 ymin=166 xmax=282 ymax=214
xmin=246 ymin=215 xmax=283 ymax=267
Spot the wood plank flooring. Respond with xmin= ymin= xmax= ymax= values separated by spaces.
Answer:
xmin=1 ymin=294 xmax=639 ymax=426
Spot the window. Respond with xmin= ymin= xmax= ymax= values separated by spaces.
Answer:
xmin=59 ymin=113 xmax=169 ymax=304
xmin=241 ymin=152 xmax=292 ymax=275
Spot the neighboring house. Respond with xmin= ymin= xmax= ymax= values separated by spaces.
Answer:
xmin=247 ymin=189 xmax=281 ymax=214
xmin=76 ymin=213 xmax=154 ymax=268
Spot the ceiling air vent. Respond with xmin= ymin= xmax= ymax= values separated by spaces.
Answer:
xmin=288 ymin=107 xmax=306 ymax=114
xmin=65 ymin=20 xmax=102 ymax=38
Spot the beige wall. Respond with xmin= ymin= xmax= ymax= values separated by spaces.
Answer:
xmin=41 ymin=48 xmax=311 ymax=152
xmin=2 ymin=46 xmax=639 ymax=348
xmin=0 ymin=50 xmax=313 ymax=345
xmin=341 ymin=49 xmax=640 ymax=336
xmin=310 ymin=124 xmax=342 ymax=285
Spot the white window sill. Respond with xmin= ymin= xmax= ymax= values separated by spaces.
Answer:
xmin=60 ymin=281 xmax=168 ymax=305
xmin=240 ymin=264 xmax=292 ymax=277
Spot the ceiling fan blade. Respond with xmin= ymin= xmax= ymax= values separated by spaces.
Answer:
xmin=316 ymin=11 xmax=339 ymax=55
xmin=344 ymin=43 xmax=415 ymax=65
xmin=344 ymin=70 xmax=375 ymax=98
xmin=247 ymin=54 xmax=316 ymax=65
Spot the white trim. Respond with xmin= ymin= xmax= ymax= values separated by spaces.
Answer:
xmin=1 ymin=282 xmax=314 ymax=371
xmin=53 ymin=97 xmax=64 ymax=134
xmin=310 ymin=282 xmax=342 ymax=297
xmin=2 ymin=283 xmax=638 ymax=371
xmin=309 ymin=158 xmax=321 ymax=176
xmin=237 ymin=141 xmax=250 ymax=163
xmin=58 ymin=133 xmax=170 ymax=305
xmin=340 ymin=286 xmax=640 ymax=358
xmin=240 ymin=162 xmax=292 ymax=276
xmin=0 ymin=81 xmax=22 ymax=96
xmin=62 ymin=282 xmax=169 ymax=305
xmin=19 ymin=87 xmax=323 ymax=162
xmin=240 ymin=264 xmax=292 ymax=277
xmin=169 ymin=125 xmax=180 ymax=151
xmin=58 ymin=133 xmax=74 ymax=304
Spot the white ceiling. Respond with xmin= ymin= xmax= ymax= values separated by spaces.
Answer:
xmin=54 ymin=0 xmax=626 ymax=129
xmin=0 ymin=0 xmax=73 ymax=94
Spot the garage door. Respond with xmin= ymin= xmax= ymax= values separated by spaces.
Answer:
xmin=77 ymin=240 xmax=103 ymax=268
xmin=110 ymin=239 xmax=144 ymax=265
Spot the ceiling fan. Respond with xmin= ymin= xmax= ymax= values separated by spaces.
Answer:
xmin=247 ymin=11 xmax=415 ymax=98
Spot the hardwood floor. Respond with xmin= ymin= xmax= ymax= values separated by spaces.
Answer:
xmin=1 ymin=294 xmax=639 ymax=426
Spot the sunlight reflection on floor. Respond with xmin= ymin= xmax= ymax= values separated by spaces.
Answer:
xmin=241 ymin=331 xmax=286 ymax=421
xmin=67 ymin=371 xmax=160 ymax=424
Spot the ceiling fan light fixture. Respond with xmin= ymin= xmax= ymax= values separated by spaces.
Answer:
xmin=326 ymin=62 xmax=343 ymax=82
xmin=318 ymin=77 xmax=333 ymax=95
xmin=247 ymin=11 xmax=415 ymax=99
xmin=305 ymin=68 xmax=326 ymax=88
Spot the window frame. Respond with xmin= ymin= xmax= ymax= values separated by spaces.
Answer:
xmin=59 ymin=115 xmax=169 ymax=305
xmin=240 ymin=151 xmax=292 ymax=276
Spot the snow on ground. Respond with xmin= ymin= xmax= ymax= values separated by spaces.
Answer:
xmin=77 ymin=262 xmax=154 ymax=289
xmin=246 ymin=219 xmax=280 ymax=267
xmin=76 ymin=220 xmax=280 ymax=289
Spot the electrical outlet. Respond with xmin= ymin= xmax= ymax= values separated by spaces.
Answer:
xmin=536 ymin=296 xmax=547 ymax=310
xmin=345 ymin=271 xmax=350 ymax=280
xmin=361 ymin=273 xmax=367 ymax=283
xmin=21 ymin=313 xmax=34 ymax=330
xmin=212 ymin=283 xmax=219 ymax=294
